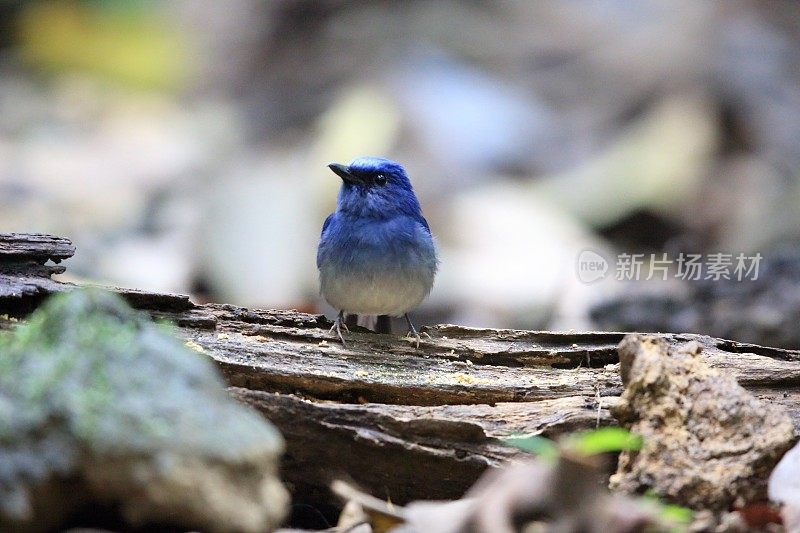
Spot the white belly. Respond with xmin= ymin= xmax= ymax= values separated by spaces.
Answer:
xmin=321 ymin=270 xmax=432 ymax=316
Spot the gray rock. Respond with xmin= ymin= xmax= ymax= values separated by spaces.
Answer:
xmin=0 ymin=289 xmax=288 ymax=532
xmin=611 ymin=335 xmax=795 ymax=511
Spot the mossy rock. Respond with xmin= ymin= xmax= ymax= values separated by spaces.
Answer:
xmin=0 ymin=289 xmax=288 ymax=532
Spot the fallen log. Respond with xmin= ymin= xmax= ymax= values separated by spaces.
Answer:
xmin=1 ymin=232 xmax=799 ymax=518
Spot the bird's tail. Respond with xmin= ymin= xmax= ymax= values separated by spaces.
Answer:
xmin=375 ymin=315 xmax=392 ymax=334
xmin=346 ymin=314 xmax=393 ymax=334
xmin=345 ymin=313 xmax=359 ymax=330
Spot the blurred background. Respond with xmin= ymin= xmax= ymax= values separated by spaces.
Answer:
xmin=3 ymin=0 xmax=800 ymax=346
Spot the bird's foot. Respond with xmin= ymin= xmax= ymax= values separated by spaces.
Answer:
xmin=404 ymin=314 xmax=428 ymax=349
xmin=405 ymin=329 xmax=422 ymax=349
xmin=329 ymin=311 xmax=349 ymax=347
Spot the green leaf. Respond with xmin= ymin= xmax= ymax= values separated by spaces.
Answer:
xmin=562 ymin=427 xmax=643 ymax=456
xmin=658 ymin=503 xmax=693 ymax=524
xmin=501 ymin=434 xmax=559 ymax=462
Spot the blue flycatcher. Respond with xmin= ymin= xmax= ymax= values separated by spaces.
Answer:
xmin=317 ymin=157 xmax=438 ymax=347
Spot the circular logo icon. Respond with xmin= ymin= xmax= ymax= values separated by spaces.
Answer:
xmin=577 ymin=249 xmax=608 ymax=283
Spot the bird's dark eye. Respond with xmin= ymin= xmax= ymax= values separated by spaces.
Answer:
xmin=374 ymin=174 xmax=387 ymax=186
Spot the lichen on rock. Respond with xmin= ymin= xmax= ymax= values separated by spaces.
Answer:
xmin=0 ymin=289 xmax=288 ymax=532
xmin=610 ymin=334 xmax=795 ymax=511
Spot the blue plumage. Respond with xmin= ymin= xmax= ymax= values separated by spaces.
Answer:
xmin=317 ymin=157 xmax=438 ymax=346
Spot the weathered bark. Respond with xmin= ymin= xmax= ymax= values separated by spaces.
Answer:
xmin=1 ymin=232 xmax=799 ymax=512
xmin=0 ymin=233 xmax=76 ymax=311
xmin=0 ymin=233 xmax=75 ymax=262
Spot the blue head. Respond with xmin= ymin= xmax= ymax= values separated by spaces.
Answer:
xmin=327 ymin=157 xmax=423 ymax=221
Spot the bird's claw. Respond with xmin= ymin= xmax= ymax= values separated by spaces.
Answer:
xmin=405 ymin=327 xmax=430 ymax=349
xmin=403 ymin=313 xmax=428 ymax=349
xmin=329 ymin=311 xmax=349 ymax=347
xmin=406 ymin=330 xmax=422 ymax=349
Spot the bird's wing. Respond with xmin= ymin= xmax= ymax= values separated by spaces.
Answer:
xmin=321 ymin=213 xmax=335 ymax=237
xmin=317 ymin=213 xmax=336 ymax=269
xmin=418 ymin=215 xmax=432 ymax=235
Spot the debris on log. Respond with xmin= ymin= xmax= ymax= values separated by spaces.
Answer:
xmin=329 ymin=456 xmax=664 ymax=533
xmin=1 ymin=232 xmax=800 ymax=518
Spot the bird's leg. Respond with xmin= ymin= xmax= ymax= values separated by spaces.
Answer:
xmin=404 ymin=313 xmax=429 ymax=349
xmin=329 ymin=310 xmax=349 ymax=346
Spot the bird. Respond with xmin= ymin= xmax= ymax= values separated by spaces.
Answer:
xmin=317 ymin=156 xmax=438 ymax=347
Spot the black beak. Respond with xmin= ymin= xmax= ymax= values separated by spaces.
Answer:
xmin=327 ymin=163 xmax=361 ymax=184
